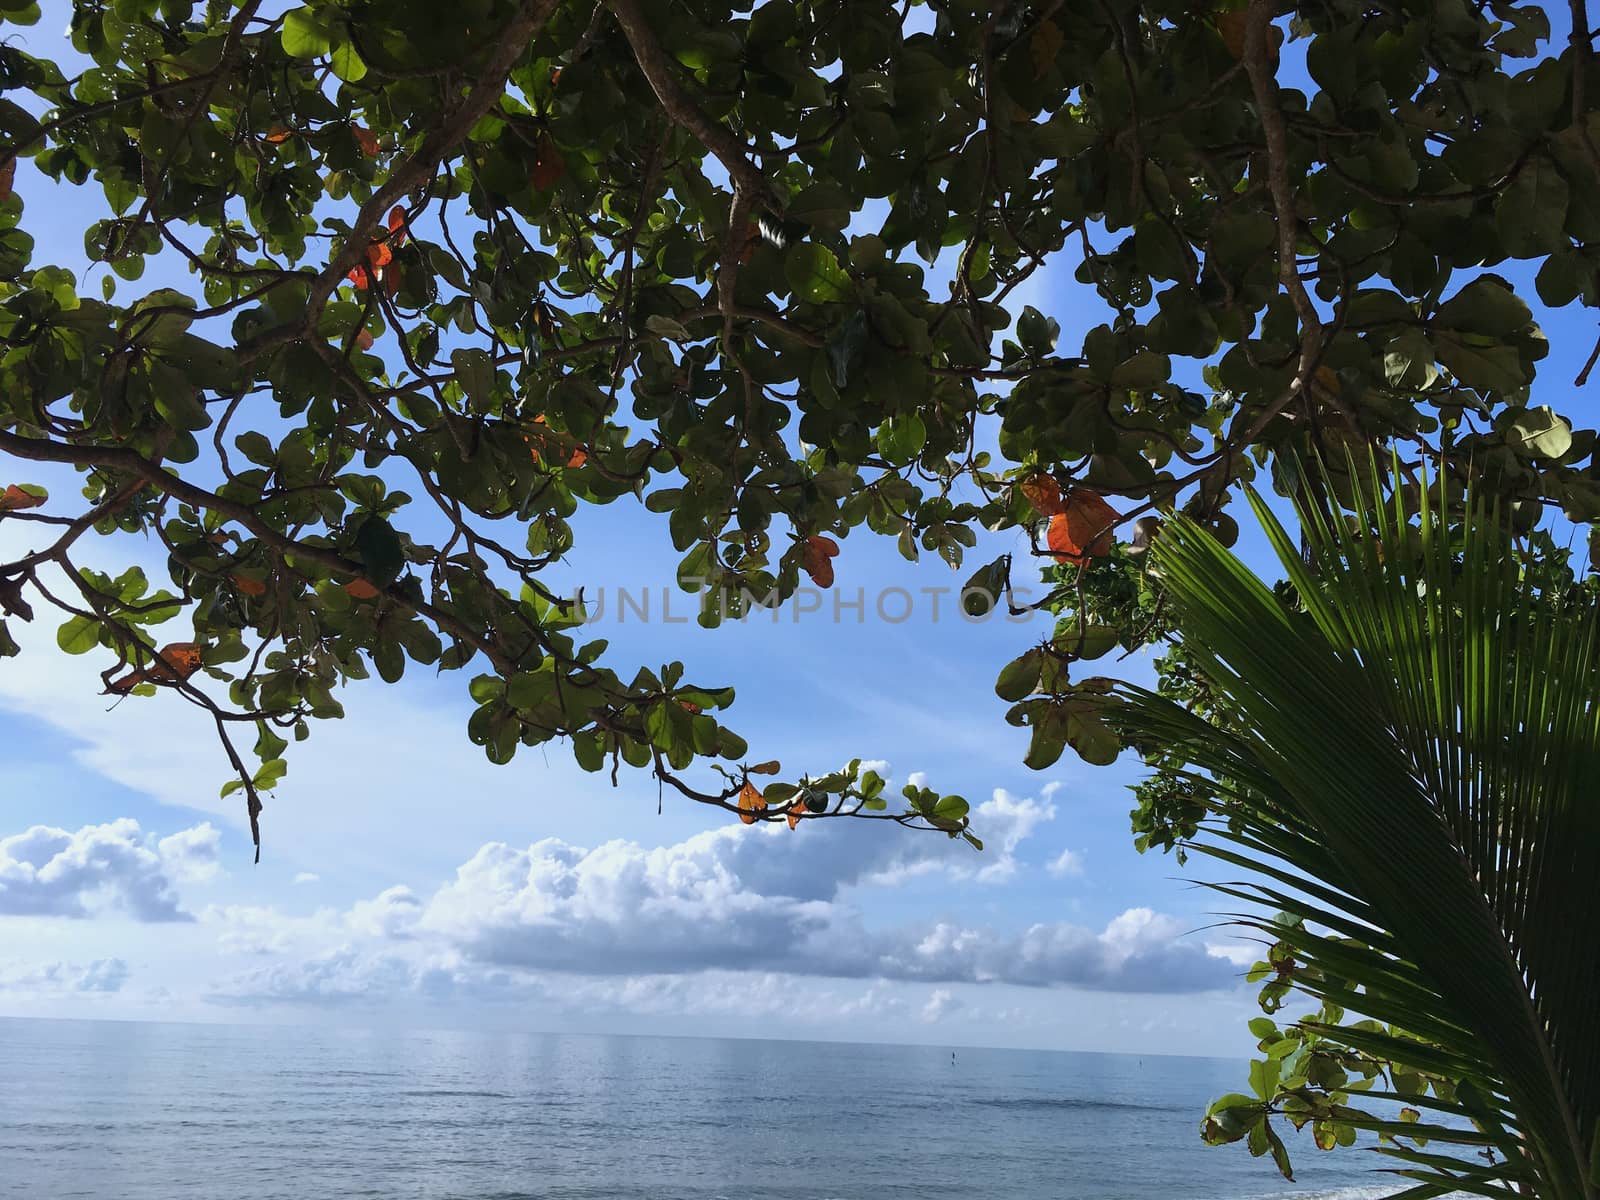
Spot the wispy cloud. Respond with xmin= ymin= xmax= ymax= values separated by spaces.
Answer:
xmin=1046 ymin=848 xmax=1085 ymax=878
xmin=0 ymin=957 xmax=129 ymax=994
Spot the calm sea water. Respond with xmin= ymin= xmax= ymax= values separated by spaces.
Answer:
xmin=0 ymin=1019 xmax=1400 ymax=1199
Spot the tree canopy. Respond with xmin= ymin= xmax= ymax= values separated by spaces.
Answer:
xmin=0 ymin=0 xmax=1596 ymax=859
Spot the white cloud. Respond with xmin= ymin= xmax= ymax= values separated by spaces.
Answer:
xmin=971 ymin=791 xmax=1055 ymax=883
xmin=193 ymin=803 xmax=1235 ymax=1003
xmin=412 ymin=817 xmax=1233 ymax=993
xmin=346 ymin=886 xmax=424 ymax=939
xmin=208 ymin=948 xmax=434 ymax=1006
xmin=206 ymin=947 xmax=536 ymax=1008
xmin=0 ymin=819 xmax=219 ymax=921
xmin=1046 ymin=848 xmax=1085 ymax=878
xmin=1205 ymin=938 xmax=1265 ymax=967
xmin=870 ymin=912 xmax=1234 ymax=993
xmin=0 ymin=957 xmax=129 ymax=993
xmin=293 ymin=872 xmax=320 ymax=885
xmin=861 ymin=790 xmax=1055 ymax=887
xmin=920 ymin=988 xmax=961 ymax=1023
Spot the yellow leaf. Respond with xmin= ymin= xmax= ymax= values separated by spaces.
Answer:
xmin=1029 ymin=21 xmax=1065 ymax=78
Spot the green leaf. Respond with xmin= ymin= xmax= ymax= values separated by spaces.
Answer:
xmin=1496 ymin=159 xmax=1569 ymax=258
xmin=962 ymin=555 xmax=1008 ymax=618
xmin=1024 ymin=704 xmax=1069 ymax=769
xmin=1434 ymin=335 xmax=1529 ymax=394
xmin=995 ymin=648 xmax=1043 ymax=701
xmin=1504 ymin=405 xmax=1572 ymax=459
xmin=56 ymin=615 xmax=99 ymax=654
xmin=1433 ymin=278 xmax=1532 ymax=337
xmin=878 ymin=412 xmax=926 ymax=464
xmin=281 ymin=8 xmax=334 ymax=58
xmin=826 ymin=310 xmax=867 ymax=387
xmin=452 ymin=348 xmax=495 ymax=410
xmin=354 ymin=516 xmax=405 ymax=586
xmin=1016 ymin=305 xmax=1059 ymax=356
xmin=329 ymin=39 xmax=367 ymax=83
xmin=785 ymin=244 xmax=852 ymax=304
xmin=1054 ymin=625 xmax=1119 ymax=660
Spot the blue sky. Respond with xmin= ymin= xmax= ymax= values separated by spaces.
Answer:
xmin=1 ymin=4 xmax=1593 ymax=1056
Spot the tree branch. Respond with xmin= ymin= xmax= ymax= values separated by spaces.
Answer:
xmin=1242 ymin=0 xmax=1323 ymax=386
xmin=238 ymin=0 xmax=563 ymax=362
xmin=0 ymin=429 xmax=512 ymax=674
xmin=602 ymin=0 xmax=771 ymax=197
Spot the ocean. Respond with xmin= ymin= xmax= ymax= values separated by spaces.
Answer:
xmin=0 ymin=1019 xmax=1402 ymax=1199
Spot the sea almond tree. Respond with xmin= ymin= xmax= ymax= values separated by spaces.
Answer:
xmin=1 ymin=3 xmax=1598 ymax=1190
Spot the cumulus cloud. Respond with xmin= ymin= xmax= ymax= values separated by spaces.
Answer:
xmin=0 ymin=819 xmax=220 ymax=921
xmin=346 ymin=886 xmax=423 ymax=939
xmin=189 ymin=786 xmax=1235 ymax=1006
xmin=207 ymin=887 xmax=421 ymax=955
xmin=414 ymin=814 xmax=1235 ymax=993
xmin=293 ymin=872 xmax=320 ymax=885
xmin=0 ymin=958 xmax=130 ymax=993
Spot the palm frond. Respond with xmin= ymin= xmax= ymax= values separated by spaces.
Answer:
xmin=1117 ymin=456 xmax=1600 ymax=1200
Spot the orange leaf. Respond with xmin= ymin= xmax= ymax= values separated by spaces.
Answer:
xmin=232 ymin=573 xmax=268 ymax=597
xmin=1047 ymin=491 xmax=1120 ymax=565
xmin=366 ymin=241 xmax=393 ymax=270
xmin=354 ymin=328 xmax=375 ymax=351
xmin=526 ymin=416 xmax=586 ymax=467
xmin=1216 ymin=12 xmax=1247 ymax=59
xmin=677 ymin=699 xmax=701 ymax=714
xmin=737 ymin=781 xmax=767 ymax=825
xmin=111 ymin=642 xmax=205 ymax=694
xmin=0 ymin=484 xmax=44 ymax=511
xmin=263 ymin=125 xmax=293 ymax=144
xmin=550 ymin=67 xmax=562 ymax=88
xmin=1018 ymin=473 xmax=1066 ymax=516
xmin=738 ymin=221 xmax=761 ymax=264
xmin=347 ymin=265 xmax=372 ymax=289
xmin=386 ymin=205 xmax=409 ymax=245
xmin=0 ymin=157 xmax=15 ymax=202
xmin=786 ymin=801 xmax=806 ymax=831
xmin=1029 ymin=20 xmax=1065 ymax=78
xmin=800 ymin=535 xmax=839 ymax=588
xmin=532 ymin=134 xmax=566 ymax=190
xmin=106 ymin=670 xmax=146 ymax=696
xmin=152 ymin=642 xmax=203 ymax=681
xmin=351 ymin=124 xmax=379 ymax=158
xmin=345 ymin=579 xmax=382 ymax=600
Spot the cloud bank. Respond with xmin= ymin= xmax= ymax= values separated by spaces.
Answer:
xmin=0 ymin=818 xmax=220 ymax=921
xmin=0 ymin=792 xmax=1239 ymax=1015
xmin=198 ymin=790 xmax=1237 ymax=1004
